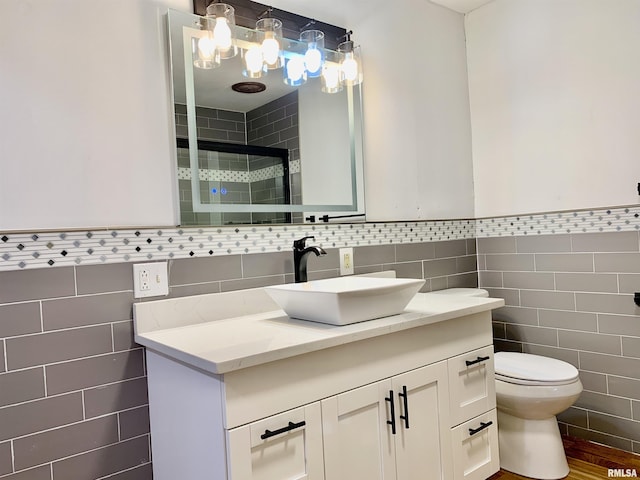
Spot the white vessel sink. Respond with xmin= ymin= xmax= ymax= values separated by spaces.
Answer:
xmin=265 ymin=276 xmax=425 ymax=325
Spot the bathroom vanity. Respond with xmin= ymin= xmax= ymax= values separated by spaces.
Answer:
xmin=134 ymin=287 xmax=504 ymax=480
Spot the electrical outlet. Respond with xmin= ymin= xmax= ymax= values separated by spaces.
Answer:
xmin=139 ymin=268 xmax=150 ymax=291
xmin=133 ymin=262 xmax=169 ymax=298
xmin=339 ymin=247 xmax=354 ymax=276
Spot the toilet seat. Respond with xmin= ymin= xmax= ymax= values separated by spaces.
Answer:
xmin=495 ymin=352 xmax=579 ymax=386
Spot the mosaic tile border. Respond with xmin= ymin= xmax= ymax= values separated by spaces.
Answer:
xmin=0 ymin=220 xmax=475 ymax=271
xmin=476 ymin=204 xmax=640 ymax=237
xmin=2 ymin=204 xmax=639 ymax=271
xmin=177 ymin=159 xmax=301 ymax=183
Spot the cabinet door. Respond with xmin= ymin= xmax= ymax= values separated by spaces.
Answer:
xmin=322 ymin=380 xmax=397 ymax=480
xmin=448 ymin=346 xmax=496 ymax=427
xmin=227 ymin=402 xmax=324 ymax=480
xmin=451 ymin=409 xmax=499 ymax=480
xmin=392 ymin=361 xmax=453 ymax=480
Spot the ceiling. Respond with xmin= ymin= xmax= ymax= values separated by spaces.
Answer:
xmin=429 ymin=0 xmax=494 ymax=14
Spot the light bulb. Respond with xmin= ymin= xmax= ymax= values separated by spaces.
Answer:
xmin=322 ymin=64 xmax=341 ymax=93
xmin=244 ymin=45 xmax=264 ymax=75
xmin=286 ymin=57 xmax=306 ymax=82
xmin=262 ymin=37 xmax=280 ymax=66
xmin=304 ymin=48 xmax=322 ymax=75
xmin=213 ymin=17 xmax=232 ymax=51
xmin=342 ymin=54 xmax=359 ymax=82
xmin=198 ymin=36 xmax=216 ymax=59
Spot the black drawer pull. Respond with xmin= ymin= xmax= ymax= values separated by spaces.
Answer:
xmin=385 ymin=390 xmax=397 ymax=435
xmin=261 ymin=420 xmax=306 ymax=440
xmin=466 ymin=355 xmax=490 ymax=367
xmin=399 ymin=385 xmax=410 ymax=429
xmin=468 ymin=421 xmax=493 ymax=436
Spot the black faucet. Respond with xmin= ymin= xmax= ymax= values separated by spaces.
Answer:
xmin=293 ymin=236 xmax=327 ymax=283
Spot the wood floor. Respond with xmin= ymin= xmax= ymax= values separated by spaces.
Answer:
xmin=488 ymin=436 xmax=640 ymax=480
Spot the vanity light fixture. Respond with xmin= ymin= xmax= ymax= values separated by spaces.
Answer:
xmin=193 ymin=1 xmax=237 ymax=69
xmin=300 ymin=29 xmax=324 ymax=78
xmin=256 ymin=15 xmax=283 ymax=70
xmin=338 ymin=31 xmax=363 ymax=87
xmin=282 ymin=28 xmax=324 ymax=87
xmin=194 ymin=2 xmax=363 ymax=93
xmin=241 ymin=10 xmax=283 ymax=79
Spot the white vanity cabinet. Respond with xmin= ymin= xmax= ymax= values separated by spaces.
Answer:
xmin=134 ymin=289 xmax=504 ymax=480
xmin=322 ymin=361 xmax=452 ymax=480
xmin=448 ymin=346 xmax=500 ymax=480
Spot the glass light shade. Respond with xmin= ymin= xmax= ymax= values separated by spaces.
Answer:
xmin=256 ymin=17 xmax=283 ymax=69
xmin=338 ymin=41 xmax=363 ymax=86
xmin=300 ymin=30 xmax=325 ymax=78
xmin=205 ymin=3 xmax=237 ymax=59
xmin=321 ymin=63 xmax=343 ymax=94
xmin=193 ymin=34 xmax=220 ymax=69
xmin=283 ymin=56 xmax=307 ymax=86
xmin=242 ymin=44 xmax=265 ymax=78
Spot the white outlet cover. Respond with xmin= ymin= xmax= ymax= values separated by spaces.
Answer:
xmin=339 ymin=247 xmax=354 ymax=276
xmin=133 ymin=262 xmax=169 ymax=298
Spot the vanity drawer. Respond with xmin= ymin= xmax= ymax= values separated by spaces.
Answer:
xmin=226 ymin=402 xmax=325 ymax=480
xmin=451 ymin=409 xmax=499 ymax=480
xmin=448 ymin=345 xmax=496 ymax=426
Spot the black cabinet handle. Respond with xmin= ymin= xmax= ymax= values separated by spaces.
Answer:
xmin=399 ymin=385 xmax=410 ymax=429
xmin=466 ymin=355 xmax=491 ymax=367
xmin=261 ymin=420 xmax=306 ymax=440
xmin=468 ymin=421 xmax=493 ymax=436
xmin=385 ymin=390 xmax=396 ymax=435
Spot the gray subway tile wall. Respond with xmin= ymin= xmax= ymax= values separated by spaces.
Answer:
xmin=13 ymin=416 xmax=120 ymax=472
xmin=0 ymin=268 xmax=75 ymax=304
xmin=0 ymin=443 xmax=10 ymax=476
xmin=0 ymin=368 xmax=45 ymax=408
xmin=0 ymin=238 xmax=475 ymax=479
xmin=479 ymin=230 xmax=640 ymax=453
xmin=51 ymin=436 xmax=150 ymax=480
xmin=1 ymin=219 xmax=638 ymax=478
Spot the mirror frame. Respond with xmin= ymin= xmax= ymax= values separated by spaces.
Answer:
xmin=167 ymin=8 xmax=366 ymax=222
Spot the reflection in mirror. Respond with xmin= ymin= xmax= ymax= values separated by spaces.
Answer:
xmin=167 ymin=8 xmax=365 ymax=226
xmin=176 ymin=137 xmax=292 ymax=225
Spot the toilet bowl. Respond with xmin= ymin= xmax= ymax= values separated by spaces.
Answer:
xmin=430 ymin=288 xmax=583 ymax=479
xmin=495 ymin=352 xmax=582 ymax=479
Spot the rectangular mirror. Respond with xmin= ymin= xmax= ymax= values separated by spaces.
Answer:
xmin=167 ymin=8 xmax=366 ymax=226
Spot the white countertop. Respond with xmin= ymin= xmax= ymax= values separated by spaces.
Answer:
xmin=134 ymin=290 xmax=503 ymax=375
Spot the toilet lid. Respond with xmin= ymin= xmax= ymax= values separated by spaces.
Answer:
xmin=495 ymin=352 xmax=579 ymax=386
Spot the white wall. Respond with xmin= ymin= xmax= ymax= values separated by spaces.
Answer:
xmin=276 ymin=0 xmax=475 ymax=221
xmin=0 ymin=0 xmax=475 ymax=230
xmin=0 ymin=0 xmax=191 ymax=230
xmin=467 ymin=0 xmax=640 ymax=218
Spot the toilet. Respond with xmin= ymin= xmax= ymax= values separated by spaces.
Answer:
xmin=494 ymin=352 xmax=582 ymax=479
xmin=430 ymin=288 xmax=583 ymax=479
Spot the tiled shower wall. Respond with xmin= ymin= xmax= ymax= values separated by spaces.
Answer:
xmin=478 ymin=231 xmax=640 ymax=453
xmin=246 ymin=91 xmax=303 ymax=219
xmin=176 ymin=94 xmax=302 ymax=225
xmin=0 ymin=238 xmax=476 ymax=480
xmin=176 ymin=104 xmax=251 ymax=226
